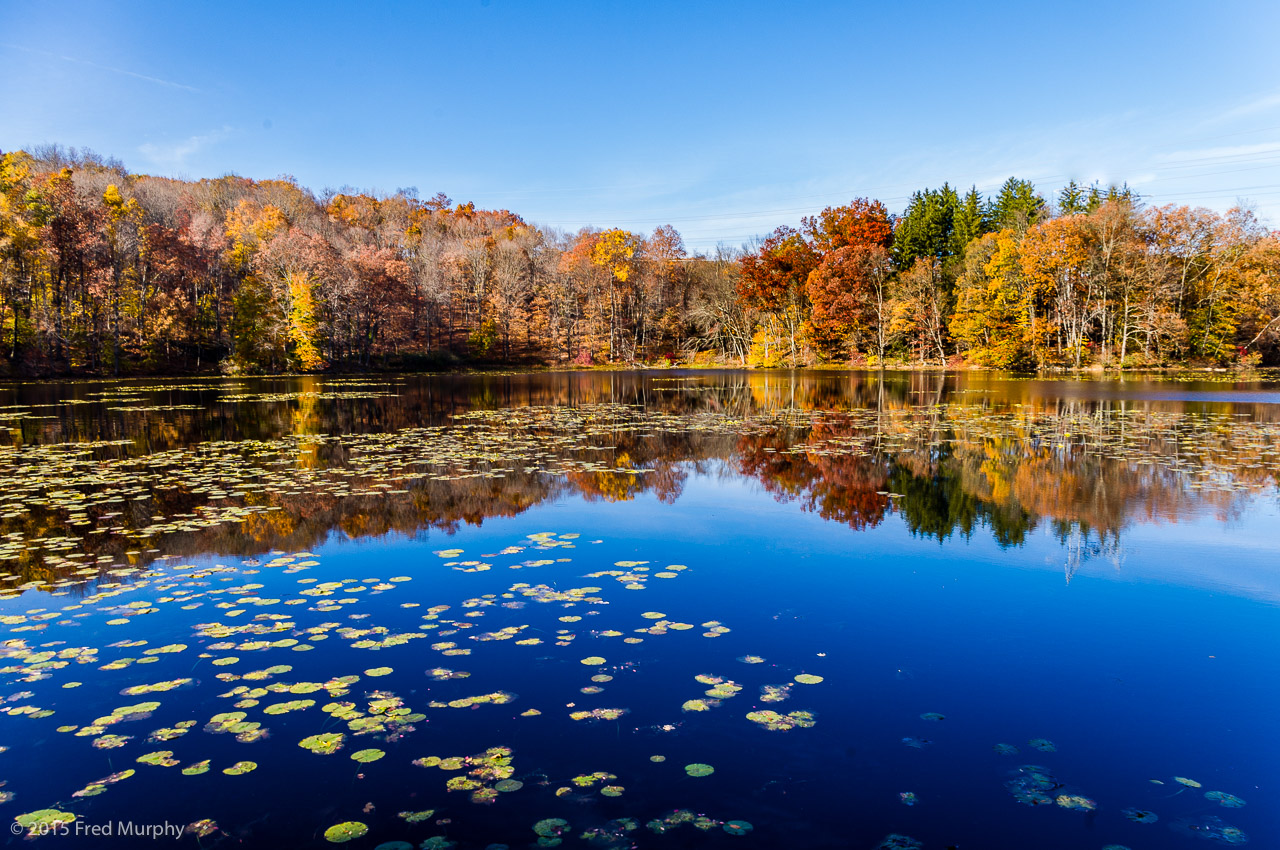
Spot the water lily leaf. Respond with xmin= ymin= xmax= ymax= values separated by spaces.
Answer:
xmin=300 ymin=732 xmax=345 ymax=754
xmin=323 ymin=822 xmax=368 ymax=843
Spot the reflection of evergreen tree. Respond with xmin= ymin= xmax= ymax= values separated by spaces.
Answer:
xmin=888 ymin=458 xmax=1034 ymax=547
xmin=983 ymin=500 xmax=1033 ymax=548
xmin=888 ymin=462 xmax=980 ymax=542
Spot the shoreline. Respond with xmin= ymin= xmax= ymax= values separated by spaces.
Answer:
xmin=0 ymin=361 xmax=1275 ymax=384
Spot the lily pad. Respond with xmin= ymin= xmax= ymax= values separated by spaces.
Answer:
xmin=533 ymin=818 xmax=570 ymax=837
xmin=1123 ymin=809 xmax=1158 ymax=823
xmin=877 ymin=836 xmax=922 ymax=849
xmin=1055 ymin=794 xmax=1096 ymax=811
xmin=684 ymin=763 xmax=714 ymax=777
xmin=15 ymin=809 xmax=76 ymax=835
xmin=324 ymin=822 xmax=369 ymax=843
xmin=300 ymin=732 xmax=345 ymax=754
xmin=397 ymin=810 xmax=435 ymax=823
xmin=1205 ymin=790 xmax=1246 ymax=808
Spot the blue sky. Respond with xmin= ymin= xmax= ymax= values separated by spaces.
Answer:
xmin=3 ymin=0 xmax=1279 ymax=251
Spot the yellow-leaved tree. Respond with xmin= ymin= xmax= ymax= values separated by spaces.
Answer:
xmin=284 ymin=269 xmax=324 ymax=371
xmin=589 ymin=228 xmax=642 ymax=360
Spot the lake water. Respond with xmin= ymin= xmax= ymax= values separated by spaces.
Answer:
xmin=0 ymin=370 xmax=1277 ymax=849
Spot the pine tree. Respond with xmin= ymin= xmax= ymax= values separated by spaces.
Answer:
xmin=989 ymin=177 xmax=1045 ymax=231
xmin=1058 ymin=181 xmax=1087 ymax=215
xmin=951 ymin=186 xmax=987 ymax=257
xmin=892 ymin=183 xmax=959 ymax=269
xmin=1085 ymin=181 xmax=1139 ymax=212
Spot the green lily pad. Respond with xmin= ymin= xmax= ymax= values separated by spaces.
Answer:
xmin=300 ymin=732 xmax=345 ymax=754
xmin=323 ymin=821 xmax=368 ymax=843
xmin=533 ymin=818 xmax=570 ymax=837
xmin=15 ymin=810 xmax=76 ymax=834
xmin=397 ymin=810 xmax=435 ymax=823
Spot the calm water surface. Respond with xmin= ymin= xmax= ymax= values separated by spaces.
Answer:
xmin=0 ymin=370 xmax=1277 ymax=849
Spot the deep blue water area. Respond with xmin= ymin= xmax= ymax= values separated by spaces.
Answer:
xmin=0 ymin=370 xmax=1275 ymax=849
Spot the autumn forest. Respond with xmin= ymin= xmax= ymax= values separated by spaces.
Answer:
xmin=1 ymin=144 xmax=1278 ymax=377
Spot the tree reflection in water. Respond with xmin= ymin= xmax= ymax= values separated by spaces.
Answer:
xmin=0 ymin=369 xmax=1275 ymax=589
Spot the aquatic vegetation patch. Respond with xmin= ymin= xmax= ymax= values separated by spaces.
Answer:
xmin=1171 ymin=815 xmax=1248 ymax=845
xmin=323 ymin=822 xmax=369 ymax=843
xmin=746 ymin=709 xmax=816 ymax=731
xmin=1122 ymin=809 xmax=1158 ymax=823
xmin=1204 ymin=790 xmax=1246 ymax=808
xmin=300 ymin=732 xmax=346 ymax=754
xmin=14 ymin=809 xmax=76 ymax=836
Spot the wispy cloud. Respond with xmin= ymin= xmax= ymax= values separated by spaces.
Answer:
xmin=1203 ymin=91 xmax=1280 ymax=125
xmin=1 ymin=42 xmax=199 ymax=92
xmin=138 ymin=128 xmax=233 ymax=172
xmin=1152 ymin=142 xmax=1280 ymax=164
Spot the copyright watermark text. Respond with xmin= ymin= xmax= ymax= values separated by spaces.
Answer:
xmin=12 ymin=820 xmax=186 ymax=839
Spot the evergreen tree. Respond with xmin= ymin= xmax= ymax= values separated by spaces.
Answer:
xmin=1085 ymin=181 xmax=1139 ymax=212
xmin=988 ymin=177 xmax=1045 ymax=231
xmin=892 ymin=183 xmax=959 ymax=268
xmin=1058 ymin=180 xmax=1087 ymax=215
xmin=951 ymin=186 xmax=987 ymax=257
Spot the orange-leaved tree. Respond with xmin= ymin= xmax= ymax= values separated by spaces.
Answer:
xmin=738 ymin=226 xmax=818 ymax=366
xmin=800 ymin=199 xmax=894 ymax=361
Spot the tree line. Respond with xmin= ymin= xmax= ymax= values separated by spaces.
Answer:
xmin=1 ymin=144 xmax=1277 ymax=375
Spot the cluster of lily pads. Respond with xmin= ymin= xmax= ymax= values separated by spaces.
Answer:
xmin=0 ymin=529 xmax=810 ymax=847
xmin=3 ymin=520 xmax=1251 ymax=847
xmin=996 ymin=760 xmax=1250 ymax=844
